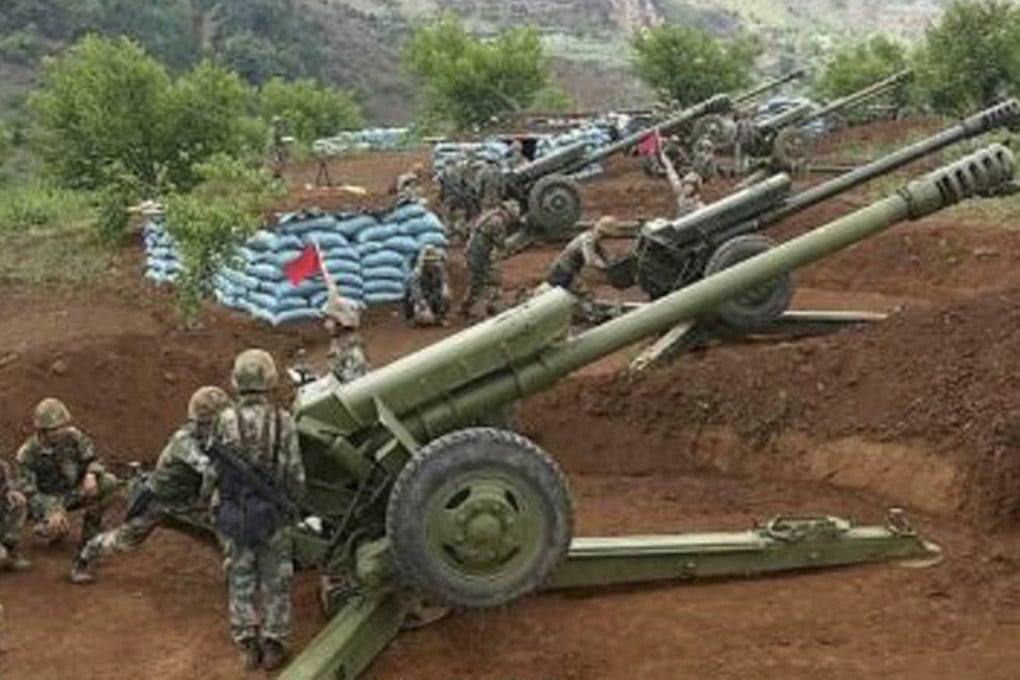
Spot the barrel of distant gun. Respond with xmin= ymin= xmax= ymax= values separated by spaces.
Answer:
xmin=733 ymin=68 xmax=807 ymax=107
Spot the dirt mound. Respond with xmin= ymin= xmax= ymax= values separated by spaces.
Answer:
xmin=522 ymin=287 xmax=1020 ymax=528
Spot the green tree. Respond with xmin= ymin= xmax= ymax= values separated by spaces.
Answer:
xmin=405 ymin=16 xmax=549 ymax=131
xmin=914 ymin=0 xmax=1020 ymax=113
xmin=257 ymin=77 xmax=363 ymax=143
xmin=30 ymin=36 xmax=171 ymax=190
xmin=815 ymin=36 xmax=909 ymax=103
xmin=630 ymin=26 xmax=758 ymax=107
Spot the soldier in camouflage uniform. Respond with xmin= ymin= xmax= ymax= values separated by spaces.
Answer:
xmin=470 ymin=156 xmax=505 ymax=212
xmin=691 ymin=136 xmax=718 ymax=182
xmin=212 ymin=349 xmax=306 ymax=671
xmin=460 ymin=200 xmax=518 ymax=318
xmin=395 ymin=163 xmax=427 ymax=203
xmin=659 ymin=147 xmax=704 ymax=217
xmin=547 ymin=216 xmax=614 ymax=293
xmin=322 ymin=293 xmax=369 ymax=383
xmin=266 ymin=116 xmax=289 ymax=180
xmin=15 ymin=399 xmax=118 ymax=554
xmin=403 ymin=245 xmax=451 ymax=327
xmin=70 ymin=386 xmax=232 ymax=584
xmin=0 ymin=459 xmax=30 ymax=573
xmin=439 ymin=155 xmax=473 ymax=243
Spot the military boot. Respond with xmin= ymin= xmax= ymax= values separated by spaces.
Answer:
xmin=4 ymin=545 xmax=32 ymax=572
xmin=261 ymin=639 xmax=289 ymax=672
xmin=240 ymin=637 xmax=262 ymax=671
xmin=70 ymin=556 xmax=94 ymax=584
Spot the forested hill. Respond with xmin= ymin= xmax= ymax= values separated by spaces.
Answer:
xmin=0 ymin=0 xmax=948 ymax=123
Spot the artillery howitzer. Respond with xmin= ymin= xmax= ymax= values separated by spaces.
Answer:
xmin=613 ymin=99 xmax=1019 ymax=338
xmin=736 ymin=69 xmax=913 ymax=173
xmin=277 ymin=141 xmax=1016 ymax=679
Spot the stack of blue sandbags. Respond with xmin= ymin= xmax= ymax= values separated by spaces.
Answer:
xmin=535 ymin=125 xmax=613 ymax=179
xmin=356 ymin=201 xmax=447 ymax=305
xmin=142 ymin=204 xmax=447 ymax=326
xmin=142 ymin=219 xmax=182 ymax=284
xmin=313 ymin=127 xmax=411 ymax=156
xmin=432 ymin=140 xmax=512 ymax=176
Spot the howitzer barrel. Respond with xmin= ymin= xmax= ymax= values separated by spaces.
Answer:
xmin=733 ymin=69 xmax=807 ymax=106
xmin=806 ymin=69 xmax=912 ymax=123
xmin=560 ymin=94 xmax=734 ymax=174
xmin=765 ymin=98 xmax=1020 ymax=224
xmin=509 ymin=142 xmax=590 ymax=185
xmin=394 ymin=145 xmax=1013 ymax=438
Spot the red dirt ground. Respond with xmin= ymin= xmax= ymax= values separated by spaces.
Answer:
xmin=5 ymin=121 xmax=1020 ymax=680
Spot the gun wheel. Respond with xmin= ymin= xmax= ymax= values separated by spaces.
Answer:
xmin=387 ymin=428 xmax=572 ymax=608
xmin=704 ymin=234 xmax=794 ymax=329
xmin=692 ymin=114 xmax=738 ymax=147
xmin=527 ymin=174 xmax=582 ymax=238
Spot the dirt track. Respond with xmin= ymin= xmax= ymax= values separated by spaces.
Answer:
xmin=4 ymin=125 xmax=1020 ymax=679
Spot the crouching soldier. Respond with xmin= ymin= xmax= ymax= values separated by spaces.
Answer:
xmin=547 ymin=216 xmax=615 ymax=323
xmin=16 ymin=399 xmax=117 ymax=556
xmin=0 ymin=459 xmax=30 ymax=572
xmin=211 ymin=349 xmax=306 ymax=672
xmin=404 ymin=245 xmax=451 ymax=327
xmin=71 ymin=386 xmax=232 ymax=584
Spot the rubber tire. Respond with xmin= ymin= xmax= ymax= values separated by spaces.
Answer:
xmin=386 ymin=428 xmax=573 ymax=608
xmin=692 ymin=114 xmax=737 ymax=147
xmin=527 ymin=174 xmax=582 ymax=238
xmin=703 ymin=235 xmax=794 ymax=329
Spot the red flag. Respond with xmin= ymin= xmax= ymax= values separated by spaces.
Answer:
xmin=636 ymin=130 xmax=661 ymax=157
xmin=283 ymin=243 xmax=322 ymax=286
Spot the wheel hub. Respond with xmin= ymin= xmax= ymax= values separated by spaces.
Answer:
xmin=436 ymin=485 xmax=524 ymax=570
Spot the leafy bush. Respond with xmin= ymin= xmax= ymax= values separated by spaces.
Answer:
xmin=165 ymin=155 xmax=281 ymax=324
xmin=405 ymin=16 xmax=549 ymax=131
xmin=0 ymin=25 xmax=46 ymax=63
xmin=257 ymin=77 xmax=363 ymax=143
xmin=631 ymin=26 xmax=758 ymax=107
xmin=0 ymin=182 xmax=94 ymax=232
xmin=815 ymin=36 xmax=910 ymax=104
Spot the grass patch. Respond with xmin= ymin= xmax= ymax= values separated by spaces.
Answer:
xmin=0 ymin=182 xmax=95 ymax=233
xmin=0 ymin=227 xmax=114 ymax=286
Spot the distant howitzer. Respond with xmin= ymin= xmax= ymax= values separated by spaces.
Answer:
xmin=614 ymin=98 xmax=1020 ymax=332
xmin=504 ymin=94 xmax=734 ymax=239
xmin=277 ymin=141 xmax=1015 ymax=680
xmin=691 ymin=68 xmax=809 ymax=147
xmin=745 ymin=69 xmax=913 ymax=169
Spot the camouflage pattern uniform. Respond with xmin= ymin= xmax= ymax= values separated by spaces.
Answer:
xmin=471 ymin=158 xmax=505 ymax=212
xmin=321 ymin=293 xmax=369 ymax=383
xmin=692 ymin=137 xmax=718 ymax=182
xmin=404 ymin=246 xmax=450 ymax=326
xmin=547 ymin=219 xmax=612 ymax=293
xmin=395 ymin=164 xmax=426 ymax=203
xmin=267 ymin=117 xmax=288 ymax=179
xmin=73 ymin=387 xmax=231 ymax=582
xmin=16 ymin=401 xmax=117 ymax=549
xmin=460 ymin=202 xmax=515 ymax=317
xmin=212 ymin=350 xmax=305 ymax=670
xmin=0 ymin=460 xmax=29 ymax=571
xmin=440 ymin=156 xmax=476 ymax=242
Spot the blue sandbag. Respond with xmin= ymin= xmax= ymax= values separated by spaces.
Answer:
xmin=384 ymin=236 xmax=419 ymax=255
xmin=417 ymin=232 xmax=448 ymax=248
xmin=357 ymin=242 xmax=384 ymax=256
xmin=357 ymin=224 xmax=401 ymax=244
xmin=267 ymin=308 xmax=321 ymax=326
xmin=365 ymin=290 xmax=405 ymax=305
xmin=336 ymin=214 xmax=378 ymax=238
xmin=321 ymin=245 xmax=358 ymax=262
xmin=386 ymin=202 xmax=427 ymax=223
xmin=323 ymin=257 xmax=361 ymax=276
xmin=402 ymin=213 xmax=445 ymax=236
xmin=219 ymin=268 xmax=259 ymax=290
xmin=145 ymin=269 xmax=174 ymax=284
xmin=257 ymin=278 xmax=322 ymax=298
xmin=248 ymin=263 xmax=286 ymax=282
xmin=363 ymin=266 xmax=406 ymax=282
xmin=306 ymin=231 xmax=349 ymax=250
xmin=362 ymin=251 xmax=405 ymax=269
xmin=280 ymin=216 xmax=336 ymax=236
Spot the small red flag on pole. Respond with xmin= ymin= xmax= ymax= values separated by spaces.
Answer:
xmin=636 ymin=129 xmax=661 ymax=157
xmin=283 ymin=243 xmax=322 ymax=286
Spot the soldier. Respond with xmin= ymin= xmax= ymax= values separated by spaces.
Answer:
xmin=471 ymin=156 xmax=505 ymax=211
xmin=692 ymin=136 xmax=718 ymax=182
xmin=395 ymin=163 xmax=427 ymax=203
xmin=460 ymin=200 xmax=518 ymax=318
xmin=15 ymin=399 xmax=117 ymax=556
xmin=70 ymin=386 xmax=232 ymax=584
xmin=0 ymin=458 xmax=30 ymax=573
xmin=508 ymin=139 xmax=527 ymax=168
xmin=439 ymin=155 xmax=474 ymax=243
xmin=660 ymin=146 xmax=704 ymax=217
xmin=403 ymin=245 xmax=451 ymax=327
xmin=212 ymin=349 xmax=306 ymax=671
xmin=322 ymin=292 xmax=368 ymax=383
xmin=547 ymin=216 xmax=614 ymax=293
xmin=266 ymin=116 xmax=290 ymax=180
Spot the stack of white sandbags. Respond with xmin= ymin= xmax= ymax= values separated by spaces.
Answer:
xmin=142 ymin=219 xmax=181 ymax=284
xmin=534 ymin=124 xmax=613 ymax=180
xmin=432 ymin=140 xmax=511 ymax=176
xmin=313 ymin=127 xmax=411 ymax=156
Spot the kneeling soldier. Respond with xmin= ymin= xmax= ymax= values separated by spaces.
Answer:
xmin=404 ymin=245 xmax=451 ymax=327
xmin=71 ymin=386 xmax=232 ymax=584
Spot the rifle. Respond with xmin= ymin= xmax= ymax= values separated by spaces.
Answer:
xmin=207 ymin=441 xmax=306 ymax=520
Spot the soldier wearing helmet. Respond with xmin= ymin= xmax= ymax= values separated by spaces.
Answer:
xmin=395 ymin=162 xmax=428 ymax=203
xmin=460 ymin=200 xmax=518 ymax=318
xmin=547 ymin=215 xmax=615 ymax=292
xmin=659 ymin=139 xmax=705 ymax=218
xmin=404 ymin=244 xmax=451 ymax=327
xmin=71 ymin=386 xmax=232 ymax=584
xmin=692 ymin=136 xmax=718 ymax=182
xmin=266 ymin=116 xmax=291 ymax=180
xmin=14 ymin=399 xmax=117 ymax=560
xmin=212 ymin=349 xmax=306 ymax=672
xmin=0 ymin=458 xmax=30 ymax=573
xmin=321 ymin=291 xmax=369 ymax=383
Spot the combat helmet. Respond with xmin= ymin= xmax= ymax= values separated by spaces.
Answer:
xmin=593 ymin=215 xmax=618 ymax=238
xmin=187 ymin=386 xmax=231 ymax=423
xmin=501 ymin=200 xmax=521 ymax=219
xmin=231 ymin=349 xmax=279 ymax=394
xmin=681 ymin=171 xmax=703 ymax=189
xmin=321 ymin=293 xmax=361 ymax=329
xmin=420 ymin=244 xmax=444 ymax=263
xmin=33 ymin=398 xmax=71 ymax=430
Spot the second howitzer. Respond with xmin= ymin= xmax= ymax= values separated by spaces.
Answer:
xmin=277 ymin=143 xmax=1014 ymax=679
xmin=619 ymin=99 xmax=1020 ymax=329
